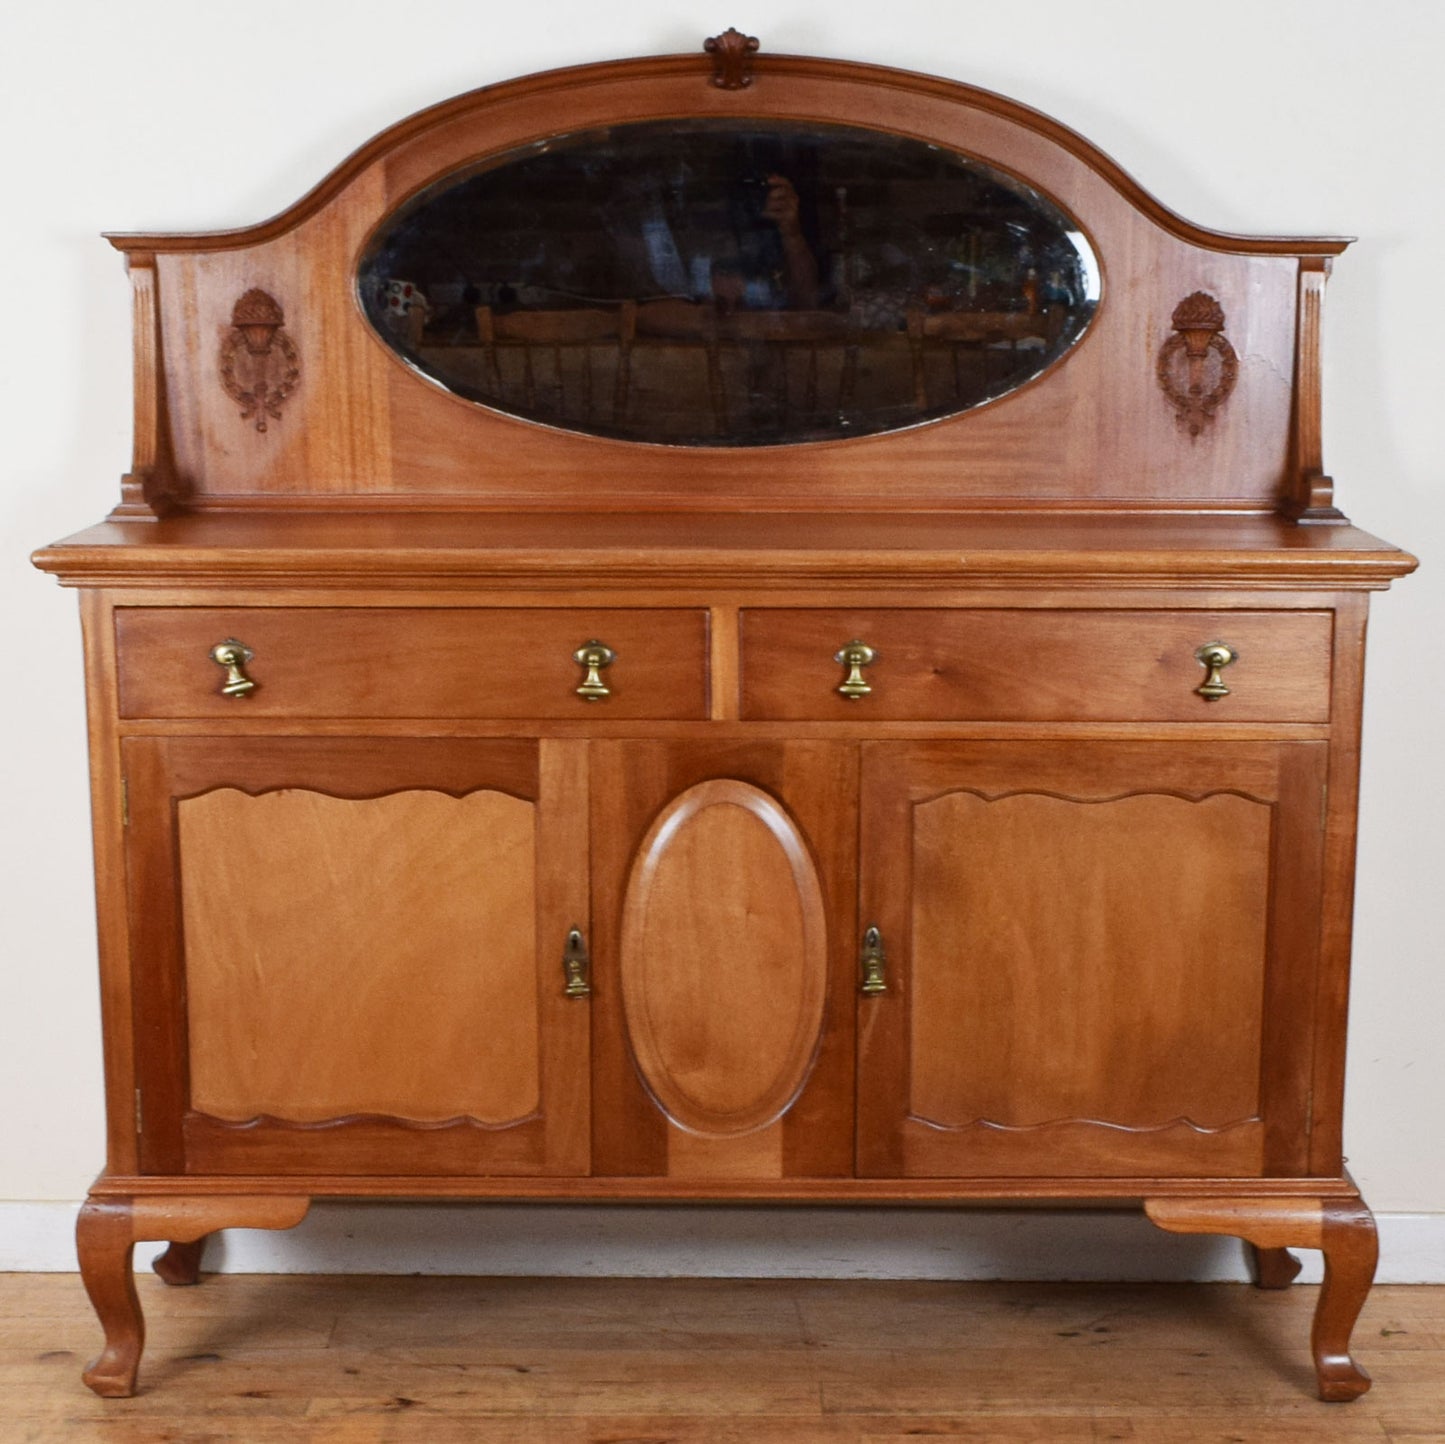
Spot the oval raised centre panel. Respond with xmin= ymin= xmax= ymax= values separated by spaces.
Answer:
xmin=620 ymin=780 xmax=828 ymax=1136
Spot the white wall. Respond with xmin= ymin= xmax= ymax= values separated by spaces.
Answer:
xmin=3 ymin=0 xmax=1441 ymax=1276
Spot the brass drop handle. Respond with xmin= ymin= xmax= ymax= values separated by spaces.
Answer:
xmin=860 ymin=925 xmax=887 ymax=995
xmin=574 ymin=640 xmax=615 ymax=701
xmin=562 ymin=927 xmax=591 ymax=998
xmin=835 ymin=639 xmax=877 ymax=699
xmin=209 ymin=639 xmax=257 ymax=698
xmin=1194 ymin=642 xmax=1238 ymax=701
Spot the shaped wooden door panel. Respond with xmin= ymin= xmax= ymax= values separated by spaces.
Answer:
xmin=590 ymin=740 xmax=856 ymax=1181
xmin=123 ymin=737 xmax=589 ymax=1176
xmin=857 ymin=741 xmax=1327 ymax=1179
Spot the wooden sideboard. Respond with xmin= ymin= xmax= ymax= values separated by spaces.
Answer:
xmin=33 ymin=31 xmax=1416 ymax=1402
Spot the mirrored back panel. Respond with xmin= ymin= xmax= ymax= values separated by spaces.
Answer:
xmin=358 ymin=119 xmax=1100 ymax=446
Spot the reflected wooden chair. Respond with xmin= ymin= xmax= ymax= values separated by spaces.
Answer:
xmin=632 ymin=299 xmax=727 ymax=435
xmin=720 ymin=310 xmax=855 ymax=429
xmin=475 ymin=303 xmax=636 ymax=425
xmin=906 ymin=307 xmax=1054 ymax=409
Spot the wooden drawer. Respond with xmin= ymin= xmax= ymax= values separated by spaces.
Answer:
xmin=116 ymin=609 xmax=709 ymax=719
xmin=739 ymin=609 xmax=1332 ymax=722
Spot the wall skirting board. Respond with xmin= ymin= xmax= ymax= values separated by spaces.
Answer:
xmin=2 ymin=1203 xmax=1442 ymax=1282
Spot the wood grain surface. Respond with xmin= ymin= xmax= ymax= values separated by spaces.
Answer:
xmin=29 ymin=36 xmax=1421 ymax=1415
xmin=906 ymin=789 xmax=1271 ymax=1128
xmin=88 ymin=51 xmax=1353 ymax=514
xmin=9 ymin=1273 xmax=1441 ymax=1437
xmin=115 ymin=606 xmax=710 ymax=718
xmin=619 ymin=779 xmax=829 ymax=1139
xmin=740 ymin=607 xmax=1333 ymax=721
xmin=181 ymin=787 xmax=540 ymax=1125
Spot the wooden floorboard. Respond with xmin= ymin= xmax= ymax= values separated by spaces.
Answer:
xmin=1 ymin=1275 xmax=1441 ymax=1441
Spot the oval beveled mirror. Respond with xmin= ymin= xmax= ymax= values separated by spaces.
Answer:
xmin=358 ymin=118 xmax=1100 ymax=446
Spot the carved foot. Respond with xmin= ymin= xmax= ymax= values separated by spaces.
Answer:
xmin=152 ymin=1237 xmax=208 ymax=1286
xmin=75 ymin=1192 xmax=310 ymax=1398
xmin=1249 ymin=1244 xmax=1303 ymax=1290
xmin=1145 ymin=1191 xmax=1377 ymax=1402
xmin=1314 ymin=1200 xmax=1378 ymax=1402
xmin=76 ymin=1200 xmax=142 ymax=1397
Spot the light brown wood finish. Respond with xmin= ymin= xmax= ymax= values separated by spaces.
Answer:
xmin=98 ymin=54 xmax=1350 ymax=514
xmin=1311 ymin=591 xmax=1373 ymax=1174
xmin=857 ymin=741 xmax=1327 ymax=1179
xmin=115 ymin=606 xmax=709 ymax=718
xmin=1288 ymin=258 xmax=1347 ymax=522
xmin=74 ymin=1195 xmax=309 ymax=1397
xmin=33 ymin=511 xmax=1418 ymax=591
xmin=180 ymin=787 xmax=540 ymax=1125
xmin=150 ymin=1237 xmax=206 ymax=1286
xmin=619 ymin=779 xmax=829 ymax=1139
xmin=741 ymin=607 xmax=1333 ymax=720
xmin=1147 ymin=1194 xmax=1380 ymax=1400
xmin=1252 ymin=1243 xmax=1306 ymax=1289
xmin=590 ymin=740 xmax=857 ymax=1181
xmin=33 ymin=35 xmax=1417 ymax=1408
xmin=906 ymin=789 xmax=1270 ymax=1126
xmin=110 ymin=253 xmax=181 ymax=519
xmin=121 ymin=737 xmax=591 ymax=1177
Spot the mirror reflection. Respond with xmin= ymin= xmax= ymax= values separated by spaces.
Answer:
xmin=358 ymin=119 xmax=1100 ymax=446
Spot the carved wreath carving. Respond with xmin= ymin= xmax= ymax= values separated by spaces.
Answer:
xmin=705 ymin=28 xmax=759 ymax=89
xmin=219 ymin=288 xmax=300 ymax=432
xmin=1156 ymin=291 xmax=1238 ymax=438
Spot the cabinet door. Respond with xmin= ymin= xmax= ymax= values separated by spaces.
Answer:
xmin=590 ymin=741 xmax=856 ymax=1181
xmin=123 ymin=737 xmax=588 ymax=1176
xmin=858 ymin=741 xmax=1326 ymax=1179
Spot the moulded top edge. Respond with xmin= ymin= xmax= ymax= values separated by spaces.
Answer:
xmin=97 ymin=46 xmax=1354 ymax=260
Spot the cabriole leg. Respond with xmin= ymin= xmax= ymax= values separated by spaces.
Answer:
xmin=76 ymin=1199 xmax=143 ymax=1398
xmin=1248 ymin=1244 xmax=1303 ymax=1289
xmin=1145 ymin=1191 xmax=1377 ymax=1401
xmin=152 ymin=1237 xmax=208 ymax=1286
xmin=75 ymin=1192 xmax=310 ymax=1398
xmin=1314 ymin=1199 xmax=1379 ymax=1401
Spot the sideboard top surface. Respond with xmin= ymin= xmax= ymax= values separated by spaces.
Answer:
xmin=33 ymin=511 xmax=1417 ymax=591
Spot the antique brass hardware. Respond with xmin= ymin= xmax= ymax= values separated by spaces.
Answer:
xmin=1194 ymin=642 xmax=1238 ymax=701
xmin=574 ymin=640 xmax=615 ymax=700
xmin=563 ymin=928 xmax=591 ymax=998
xmin=209 ymin=639 xmax=257 ymax=698
xmin=860 ymin=925 xmax=887 ymax=995
xmin=835 ymin=640 xmax=877 ymax=699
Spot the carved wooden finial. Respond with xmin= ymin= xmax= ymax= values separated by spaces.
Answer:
xmin=705 ymin=28 xmax=759 ymax=89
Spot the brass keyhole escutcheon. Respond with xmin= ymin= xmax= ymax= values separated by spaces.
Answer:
xmin=562 ymin=928 xmax=591 ymax=998
xmin=860 ymin=925 xmax=887 ymax=995
xmin=574 ymin=640 xmax=615 ymax=700
xmin=835 ymin=639 xmax=877 ymax=699
xmin=1194 ymin=642 xmax=1238 ymax=700
xmin=209 ymin=639 xmax=257 ymax=698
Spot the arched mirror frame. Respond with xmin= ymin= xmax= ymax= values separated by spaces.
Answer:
xmin=107 ymin=41 xmax=1346 ymax=514
xmin=352 ymin=116 xmax=1105 ymax=448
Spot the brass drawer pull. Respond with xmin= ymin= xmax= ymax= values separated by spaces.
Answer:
xmin=1194 ymin=642 xmax=1238 ymax=700
xmin=860 ymin=925 xmax=887 ymax=995
xmin=209 ymin=639 xmax=257 ymax=698
xmin=574 ymin=640 xmax=615 ymax=700
xmin=563 ymin=927 xmax=591 ymax=998
xmin=835 ymin=639 xmax=876 ymax=699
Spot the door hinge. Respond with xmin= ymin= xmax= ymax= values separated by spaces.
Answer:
xmin=134 ymin=1087 xmax=143 ymax=1135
